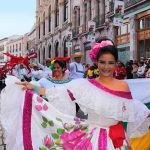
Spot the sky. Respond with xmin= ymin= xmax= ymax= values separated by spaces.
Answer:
xmin=0 ymin=0 xmax=35 ymax=39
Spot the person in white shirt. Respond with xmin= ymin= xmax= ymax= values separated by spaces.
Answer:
xmin=70 ymin=52 xmax=85 ymax=79
xmin=136 ymin=61 xmax=145 ymax=78
xmin=37 ymin=58 xmax=52 ymax=78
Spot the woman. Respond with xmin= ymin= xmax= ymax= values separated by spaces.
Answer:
xmin=1 ymin=39 xmax=150 ymax=150
xmin=38 ymin=59 xmax=72 ymax=89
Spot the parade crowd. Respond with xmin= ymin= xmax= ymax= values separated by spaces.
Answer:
xmin=7 ymin=56 xmax=150 ymax=82
xmin=0 ymin=38 xmax=150 ymax=150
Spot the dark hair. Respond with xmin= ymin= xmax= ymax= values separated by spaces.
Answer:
xmin=54 ymin=60 xmax=66 ymax=69
xmin=96 ymin=45 xmax=118 ymax=62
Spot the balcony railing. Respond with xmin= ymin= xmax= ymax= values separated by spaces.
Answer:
xmin=124 ymin=0 xmax=143 ymax=8
xmin=110 ymin=0 xmax=146 ymax=13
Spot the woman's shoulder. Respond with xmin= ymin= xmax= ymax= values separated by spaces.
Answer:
xmin=114 ymin=79 xmax=130 ymax=92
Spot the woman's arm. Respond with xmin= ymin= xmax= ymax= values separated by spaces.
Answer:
xmin=15 ymin=82 xmax=46 ymax=96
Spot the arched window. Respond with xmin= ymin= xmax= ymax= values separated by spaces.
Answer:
xmin=64 ymin=0 xmax=68 ymax=22
xmin=64 ymin=40 xmax=68 ymax=57
xmin=55 ymin=0 xmax=59 ymax=27
xmin=38 ymin=18 xmax=40 ymax=39
xmin=38 ymin=50 xmax=40 ymax=63
xmin=84 ymin=3 xmax=87 ymax=30
xmin=48 ymin=45 xmax=51 ymax=58
xmin=43 ymin=47 xmax=45 ymax=62
xmin=55 ymin=42 xmax=59 ymax=57
xmin=48 ymin=6 xmax=51 ymax=32
xmin=43 ymin=12 xmax=45 ymax=36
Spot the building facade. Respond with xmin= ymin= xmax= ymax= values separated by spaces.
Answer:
xmin=35 ymin=0 xmax=72 ymax=64
xmin=114 ymin=0 xmax=150 ymax=63
xmin=35 ymin=0 xmax=150 ymax=64
xmin=0 ymin=38 xmax=8 ymax=62
xmin=6 ymin=35 xmax=27 ymax=60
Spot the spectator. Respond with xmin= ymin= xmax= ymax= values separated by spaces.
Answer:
xmin=114 ymin=61 xmax=126 ymax=80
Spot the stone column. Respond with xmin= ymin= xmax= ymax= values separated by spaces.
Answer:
xmin=59 ymin=0 xmax=63 ymax=28
xmin=93 ymin=0 xmax=99 ymax=20
xmin=87 ymin=0 xmax=91 ymax=21
xmin=100 ymin=0 xmax=105 ymax=25
xmin=129 ymin=15 xmax=137 ymax=61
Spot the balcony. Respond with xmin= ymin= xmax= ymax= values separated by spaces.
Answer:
xmin=110 ymin=0 xmax=146 ymax=13
xmin=124 ymin=0 xmax=143 ymax=8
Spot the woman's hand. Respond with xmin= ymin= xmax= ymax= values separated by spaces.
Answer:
xmin=15 ymin=82 xmax=35 ymax=91
xmin=16 ymin=81 xmax=46 ymax=96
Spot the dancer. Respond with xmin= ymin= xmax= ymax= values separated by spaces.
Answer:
xmin=1 ymin=38 xmax=150 ymax=150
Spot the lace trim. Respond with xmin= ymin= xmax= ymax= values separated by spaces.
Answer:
xmin=88 ymin=79 xmax=132 ymax=99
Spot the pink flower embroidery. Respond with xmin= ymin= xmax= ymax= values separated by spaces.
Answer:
xmin=43 ymin=103 xmax=48 ymax=111
xmin=35 ymin=105 xmax=42 ymax=111
xmin=74 ymin=137 xmax=92 ymax=150
xmin=44 ymin=136 xmax=53 ymax=148
xmin=36 ymin=96 xmax=43 ymax=103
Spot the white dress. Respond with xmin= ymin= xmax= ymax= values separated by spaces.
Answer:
xmin=0 ymin=77 xmax=150 ymax=150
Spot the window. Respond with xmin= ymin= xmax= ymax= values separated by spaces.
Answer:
xmin=145 ymin=16 xmax=150 ymax=28
xmin=16 ymin=44 xmax=18 ymax=52
xmin=43 ymin=47 xmax=45 ymax=61
xmin=89 ymin=0 xmax=91 ymax=20
xmin=39 ymin=18 xmax=40 ymax=39
xmin=139 ymin=18 xmax=144 ymax=29
xmin=13 ymin=45 xmax=14 ymax=52
xmin=64 ymin=0 xmax=68 ymax=22
xmin=139 ymin=40 xmax=144 ymax=59
xmin=48 ymin=6 xmax=51 ymax=32
xmin=55 ymin=42 xmax=59 ymax=57
xmin=138 ymin=15 xmax=150 ymax=29
xmin=19 ymin=43 xmax=21 ymax=51
xmin=117 ymin=23 xmax=129 ymax=35
xmin=48 ymin=45 xmax=51 ymax=58
xmin=43 ymin=12 xmax=45 ymax=36
xmin=55 ymin=0 xmax=59 ymax=27
xmin=84 ymin=3 xmax=87 ymax=30
xmin=64 ymin=40 xmax=68 ymax=57
xmin=120 ymin=24 xmax=127 ymax=35
xmin=146 ymin=39 xmax=150 ymax=58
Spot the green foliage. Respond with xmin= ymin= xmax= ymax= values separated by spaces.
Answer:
xmin=42 ymin=116 xmax=48 ymax=123
xmin=52 ymin=133 xmax=59 ymax=139
xmin=57 ymin=128 xmax=64 ymax=135
xmin=48 ymin=120 xmax=54 ymax=127
xmin=41 ymin=122 xmax=47 ymax=128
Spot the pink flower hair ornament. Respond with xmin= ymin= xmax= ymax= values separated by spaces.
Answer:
xmin=89 ymin=40 xmax=113 ymax=63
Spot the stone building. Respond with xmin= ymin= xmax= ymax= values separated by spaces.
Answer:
xmin=114 ymin=0 xmax=150 ymax=63
xmin=35 ymin=0 xmax=72 ymax=64
xmin=0 ymin=38 xmax=8 ymax=63
xmin=26 ymin=24 xmax=36 ymax=53
xmin=6 ymin=35 xmax=27 ymax=59
xmin=35 ymin=0 xmax=150 ymax=64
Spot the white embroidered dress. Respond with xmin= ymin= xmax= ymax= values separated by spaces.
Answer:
xmin=0 ymin=77 xmax=150 ymax=150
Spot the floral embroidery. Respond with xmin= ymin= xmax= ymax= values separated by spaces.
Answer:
xmin=35 ymin=105 xmax=42 ymax=111
xmin=43 ymin=104 xmax=48 ymax=111
xmin=35 ymin=96 xmax=49 ymax=112
xmin=37 ymin=96 xmax=43 ymax=103
xmin=39 ymin=116 xmax=95 ymax=150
